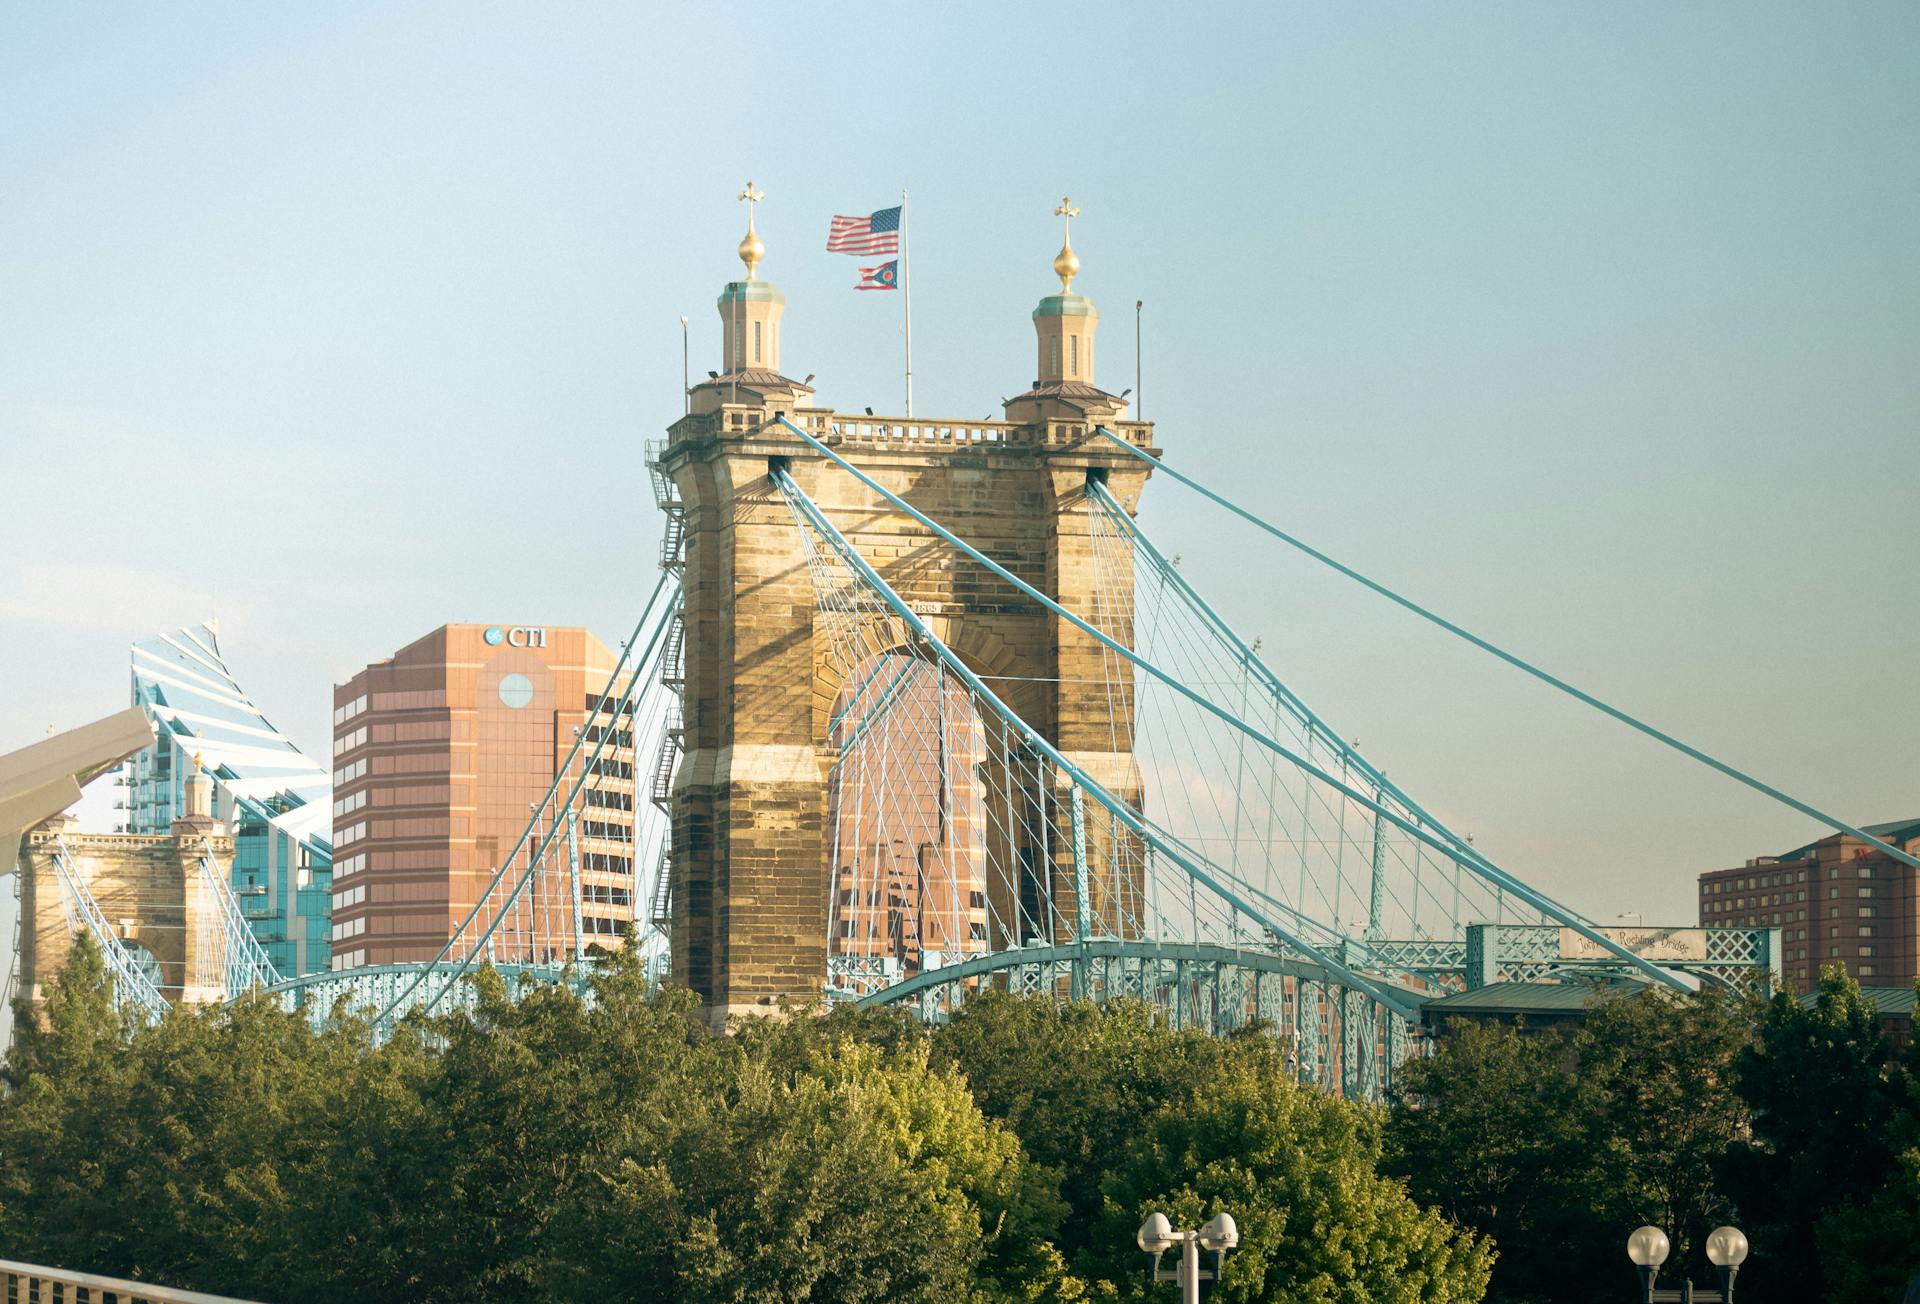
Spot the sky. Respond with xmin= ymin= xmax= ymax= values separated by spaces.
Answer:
xmin=2 ymin=2 xmax=1916 ymax=972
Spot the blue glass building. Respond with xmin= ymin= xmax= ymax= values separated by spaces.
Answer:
xmin=122 ymin=622 xmax=332 ymax=976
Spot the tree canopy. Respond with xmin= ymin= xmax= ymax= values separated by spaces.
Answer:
xmin=15 ymin=943 xmax=1915 ymax=1302
xmin=1 ymin=942 xmax=1487 ymax=1303
xmin=1385 ymin=971 xmax=1920 ymax=1304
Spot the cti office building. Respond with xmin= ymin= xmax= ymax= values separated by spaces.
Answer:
xmin=329 ymin=623 xmax=639 ymax=969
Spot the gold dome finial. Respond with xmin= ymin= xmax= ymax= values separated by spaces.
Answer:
xmin=1052 ymin=196 xmax=1081 ymax=293
xmin=737 ymin=180 xmax=766 ymax=280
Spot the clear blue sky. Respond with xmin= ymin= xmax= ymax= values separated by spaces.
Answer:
xmin=2 ymin=2 xmax=1915 ymax=930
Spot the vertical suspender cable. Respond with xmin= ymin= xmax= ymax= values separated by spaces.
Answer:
xmin=773 ymin=415 xmax=1684 ymax=991
xmin=774 ymin=467 xmax=1427 ymax=1017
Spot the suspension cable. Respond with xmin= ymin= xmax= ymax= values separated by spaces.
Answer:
xmin=1088 ymin=481 xmax=1508 ymax=937
xmin=1095 ymin=426 xmax=1918 ymax=872
xmin=773 ymin=466 xmax=1426 ymax=1017
xmin=773 ymin=416 xmax=1683 ymax=990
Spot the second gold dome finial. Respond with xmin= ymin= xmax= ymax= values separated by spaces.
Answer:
xmin=737 ymin=180 xmax=766 ymax=280
xmin=1052 ymin=195 xmax=1081 ymax=293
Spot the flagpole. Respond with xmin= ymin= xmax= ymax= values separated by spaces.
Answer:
xmin=901 ymin=188 xmax=913 ymax=417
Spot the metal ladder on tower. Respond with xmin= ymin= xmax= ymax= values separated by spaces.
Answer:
xmin=644 ymin=442 xmax=687 ymax=940
xmin=647 ymin=450 xmax=686 ymax=577
xmin=660 ymin=610 xmax=685 ymax=691
xmin=648 ymin=843 xmax=673 ymax=930
xmin=648 ymin=702 xmax=682 ymax=814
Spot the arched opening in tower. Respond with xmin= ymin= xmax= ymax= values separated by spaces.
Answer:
xmin=826 ymin=652 xmax=992 ymax=982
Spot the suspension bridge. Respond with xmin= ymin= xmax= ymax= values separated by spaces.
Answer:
xmin=19 ymin=205 xmax=1902 ymax=1102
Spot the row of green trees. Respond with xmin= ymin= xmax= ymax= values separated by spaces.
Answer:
xmin=1 ymin=938 xmax=1488 ymax=1303
xmin=5 ymin=940 xmax=1917 ymax=1302
xmin=1383 ymin=970 xmax=1920 ymax=1303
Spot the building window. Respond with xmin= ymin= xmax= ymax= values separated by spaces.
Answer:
xmin=1860 ymin=965 xmax=1876 ymax=977
xmin=1050 ymin=337 xmax=1060 ymax=376
xmin=1069 ymin=334 xmax=1079 ymax=377
xmin=1859 ymin=926 xmax=1874 ymax=937
xmin=1860 ymin=906 xmax=1876 ymax=918
xmin=1858 ymin=887 xmax=1873 ymax=898
xmin=734 ymin=318 xmax=744 ymax=365
xmin=754 ymin=321 xmax=762 ymax=363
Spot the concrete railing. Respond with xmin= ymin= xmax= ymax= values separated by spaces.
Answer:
xmin=826 ymin=416 xmax=1157 ymax=449
xmin=658 ymin=409 xmax=1157 ymax=453
xmin=0 ymin=1258 xmax=263 ymax=1303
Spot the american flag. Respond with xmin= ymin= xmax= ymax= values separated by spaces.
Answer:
xmin=827 ymin=205 xmax=901 ymax=255
xmin=855 ymin=260 xmax=898 ymax=291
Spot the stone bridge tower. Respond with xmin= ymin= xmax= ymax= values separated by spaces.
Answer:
xmin=656 ymin=193 xmax=1157 ymax=1023
xmin=18 ymin=765 xmax=236 ymax=1017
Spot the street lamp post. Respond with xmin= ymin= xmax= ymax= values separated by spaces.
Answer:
xmin=1138 ymin=1211 xmax=1238 ymax=1304
xmin=1628 ymin=1224 xmax=1750 ymax=1302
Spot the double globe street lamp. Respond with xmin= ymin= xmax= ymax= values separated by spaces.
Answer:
xmin=1138 ymin=1210 xmax=1238 ymax=1303
xmin=1628 ymin=1224 xmax=1751 ymax=1302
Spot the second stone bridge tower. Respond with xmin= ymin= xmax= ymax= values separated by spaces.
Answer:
xmin=655 ymin=196 xmax=1157 ymax=1023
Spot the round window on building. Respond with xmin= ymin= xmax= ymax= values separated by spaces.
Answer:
xmin=498 ymin=672 xmax=534 ymax=709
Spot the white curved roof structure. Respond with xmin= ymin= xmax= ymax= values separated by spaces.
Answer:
xmin=129 ymin=623 xmax=330 ymax=853
xmin=1 ymin=707 xmax=154 ymax=878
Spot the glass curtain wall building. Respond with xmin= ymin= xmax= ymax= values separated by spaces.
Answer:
xmin=121 ymin=622 xmax=333 ymax=976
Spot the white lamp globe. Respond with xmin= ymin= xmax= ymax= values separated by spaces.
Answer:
xmin=1200 ymin=1212 xmax=1239 ymax=1252
xmin=1706 ymin=1226 xmax=1750 ymax=1268
xmin=1627 ymin=1226 xmax=1671 ymax=1268
xmin=1137 ymin=1212 xmax=1174 ymax=1255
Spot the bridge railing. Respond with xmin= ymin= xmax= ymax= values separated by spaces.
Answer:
xmin=0 ymin=1257 xmax=263 ymax=1304
xmin=269 ymin=960 xmax=578 ymax=1032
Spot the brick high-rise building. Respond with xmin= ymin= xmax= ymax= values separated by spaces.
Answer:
xmin=1699 ymin=818 xmax=1920 ymax=992
xmin=329 ymin=624 xmax=636 ymax=969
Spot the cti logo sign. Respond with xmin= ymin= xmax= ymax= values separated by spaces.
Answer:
xmin=483 ymin=626 xmax=548 ymax=649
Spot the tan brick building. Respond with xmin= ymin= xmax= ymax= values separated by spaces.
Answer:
xmin=1699 ymin=818 xmax=1920 ymax=991
xmin=329 ymin=624 xmax=635 ymax=968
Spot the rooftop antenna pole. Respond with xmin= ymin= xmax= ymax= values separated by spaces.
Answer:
xmin=902 ymin=188 xmax=913 ymax=417
xmin=1135 ymin=299 xmax=1143 ymax=421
